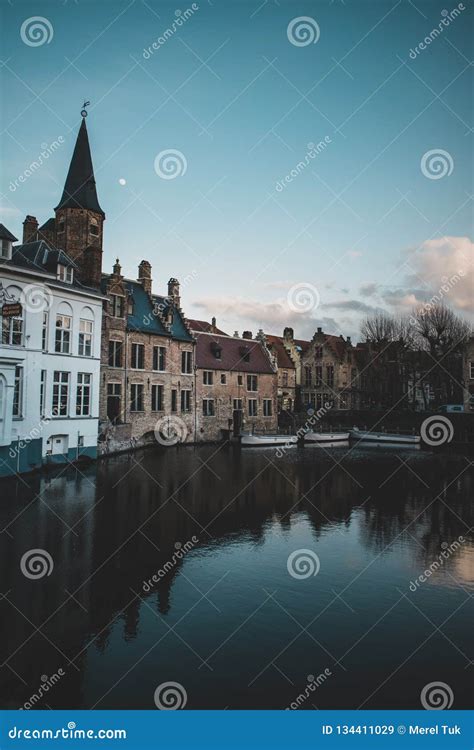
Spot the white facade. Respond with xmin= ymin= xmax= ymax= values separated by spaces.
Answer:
xmin=0 ymin=260 xmax=103 ymax=475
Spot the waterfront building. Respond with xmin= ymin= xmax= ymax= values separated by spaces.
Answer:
xmin=0 ymin=224 xmax=103 ymax=477
xmin=263 ymin=333 xmax=297 ymax=412
xmin=193 ymin=328 xmax=278 ymax=441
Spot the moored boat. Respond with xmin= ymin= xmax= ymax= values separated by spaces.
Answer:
xmin=304 ymin=431 xmax=350 ymax=443
xmin=349 ymin=427 xmax=420 ymax=445
xmin=240 ymin=433 xmax=297 ymax=447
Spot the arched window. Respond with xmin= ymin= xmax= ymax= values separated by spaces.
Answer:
xmin=1 ymin=285 xmax=23 ymax=346
xmin=55 ymin=301 xmax=73 ymax=354
xmin=78 ymin=306 xmax=94 ymax=357
xmin=89 ymin=218 xmax=99 ymax=237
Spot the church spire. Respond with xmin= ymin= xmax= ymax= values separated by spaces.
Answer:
xmin=55 ymin=114 xmax=104 ymax=216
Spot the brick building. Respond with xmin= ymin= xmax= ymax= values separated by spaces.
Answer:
xmin=462 ymin=336 xmax=474 ymax=412
xmin=193 ymin=329 xmax=278 ymax=441
xmin=264 ymin=333 xmax=297 ymax=412
xmin=299 ymin=327 xmax=355 ymax=410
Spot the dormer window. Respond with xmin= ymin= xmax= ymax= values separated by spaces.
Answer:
xmin=111 ymin=294 xmax=125 ymax=318
xmin=0 ymin=239 xmax=12 ymax=260
xmin=211 ymin=342 xmax=222 ymax=359
xmin=90 ymin=222 xmax=99 ymax=236
xmin=57 ymin=264 xmax=73 ymax=283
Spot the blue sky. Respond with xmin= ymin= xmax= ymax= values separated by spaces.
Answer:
xmin=1 ymin=0 xmax=472 ymax=340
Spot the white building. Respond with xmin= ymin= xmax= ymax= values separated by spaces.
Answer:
xmin=0 ymin=224 xmax=104 ymax=477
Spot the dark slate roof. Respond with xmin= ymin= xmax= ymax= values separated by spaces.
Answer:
xmin=195 ymin=332 xmax=274 ymax=373
xmin=3 ymin=241 xmax=101 ymax=296
xmin=55 ymin=118 xmax=104 ymax=216
xmin=188 ymin=318 xmax=228 ymax=335
xmin=0 ymin=223 xmax=17 ymax=242
xmin=39 ymin=217 xmax=55 ymax=232
xmin=265 ymin=334 xmax=296 ymax=369
xmin=153 ymin=294 xmax=194 ymax=342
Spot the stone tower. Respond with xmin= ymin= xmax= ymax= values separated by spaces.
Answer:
xmin=54 ymin=114 xmax=105 ymax=272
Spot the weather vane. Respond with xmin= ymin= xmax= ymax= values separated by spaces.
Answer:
xmin=81 ymin=100 xmax=90 ymax=118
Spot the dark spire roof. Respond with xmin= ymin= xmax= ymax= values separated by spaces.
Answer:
xmin=0 ymin=223 xmax=17 ymax=242
xmin=55 ymin=118 xmax=104 ymax=216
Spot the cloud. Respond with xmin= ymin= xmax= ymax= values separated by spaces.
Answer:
xmin=359 ymin=282 xmax=379 ymax=297
xmin=321 ymin=299 xmax=379 ymax=314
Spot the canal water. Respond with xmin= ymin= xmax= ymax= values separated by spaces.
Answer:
xmin=0 ymin=444 xmax=472 ymax=710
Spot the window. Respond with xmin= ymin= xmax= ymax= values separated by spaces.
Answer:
xmin=131 ymin=343 xmax=145 ymax=369
xmin=90 ymin=223 xmax=99 ymax=236
xmin=57 ymin=264 xmax=73 ymax=283
xmin=233 ymin=398 xmax=242 ymax=411
xmin=40 ymin=370 xmax=46 ymax=417
xmin=13 ymin=366 xmax=23 ymax=417
xmin=470 ymin=362 xmax=474 ymax=380
xmin=78 ymin=319 xmax=93 ymax=356
xmin=304 ymin=366 xmax=312 ymax=387
xmin=247 ymin=375 xmax=258 ymax=392
xmin=107 ymin=382 xmax=122 ymax=423
xmin=181 ymin=390 xmax=191 ymax=412
xmin=221 ymin=373 xmax=227 ymax=385
xmin=326 ymin=365 xmax=334 ymax=388
xmin=52 ymin=371 xmax=69 ymax=417
xmin=42 ymin=312 xmax=48 ymax=351
xmin=237 ymin=375 xmax=243 ymax=386
xmin=55 ymin=314 xmax=71 ymax=354
xmin=315 ymin=346 xmax=323 ymax=358
xmin=76 ymin=373 xmax=91 ymax=416
xmin=2 ymin=310 xmax=23 ymax=346
xmin=203 ymin=370 xmax=213 ymax=385
xmin=248 ymin=399 xmax=257 ymax=417
xmin=171 ymin=389 xmax=177 ymax=413
xmin=282 ymin=371 xmax=288 ymax=387
xmin=151 ymin=384 xmax=164 ymax=411
xmin=110 ymin=295 xmax=125 ymax=318
xmin=108 ymin=340 xmax=123 ymax=368
xmin=181 ymin=351 xmax=192 ymax=374
xmin=263 ymin=399 xmax=273 ymax=417
xmin=153 ymin=346 xmax=166 ymax=371
xmin=57 ymin=220 xmax=65 ymax=233
xmin=1 ymin=239 xmax=12 ymax=259
xmin=315 ymin=366 xmax=322 ymax=386
xmin=203 ymin=399 xmax=215 ymax=416
xmin=130 ymin=383 xmax=144 ymax=412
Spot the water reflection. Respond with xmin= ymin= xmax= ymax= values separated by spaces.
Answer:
xmin=0 ymin=444 xmax=472 ymax=709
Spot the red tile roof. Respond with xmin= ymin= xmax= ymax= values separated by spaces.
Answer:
xmin=188 ymin=318 xmax=228 ymax=335
xmin=195 ymin=332 xmax=274 ymax=373
xmin=265 ymin=335 xmax=296 ymax=369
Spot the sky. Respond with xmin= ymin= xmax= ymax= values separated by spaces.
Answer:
xmin=1 ymin=0 xmax=473 ymax=342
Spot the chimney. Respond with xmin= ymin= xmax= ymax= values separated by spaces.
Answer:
xmin=233 ymin=331 xmax=239 ymax=338
xmin=242 ymin=331 xmax=252 ymax=340
xmin=211 ymin=316 xmax=217 ymax=331
xmin=347 ymin=336 xmax=351 ymax=344
xmin=23 ymin=215 xmax=38 ymax=244
xmin=82 ymin=246 xmax=102 ymax=289
xmin=113 ymin=258 xmax=122 ymax=277
xmin=317 ymin=327 xmax=322 ymax=334
xmin=138 ymin=260 xmax=152 ymax=295
xmin=256 ymin=329 xmax=266 ymax=344
xmin=283 ymin=326 xmax=294 ymax=341
xmin=167 ymin=277 xmax=180 ymax=308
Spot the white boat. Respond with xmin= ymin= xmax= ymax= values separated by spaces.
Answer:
xmin=349 ymin=427 xmax=420 ymax=445
xmin=240 ymin=433 xmax=297 ymax=447
xmin=304 ymin=431 xmax=350 ymax=443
